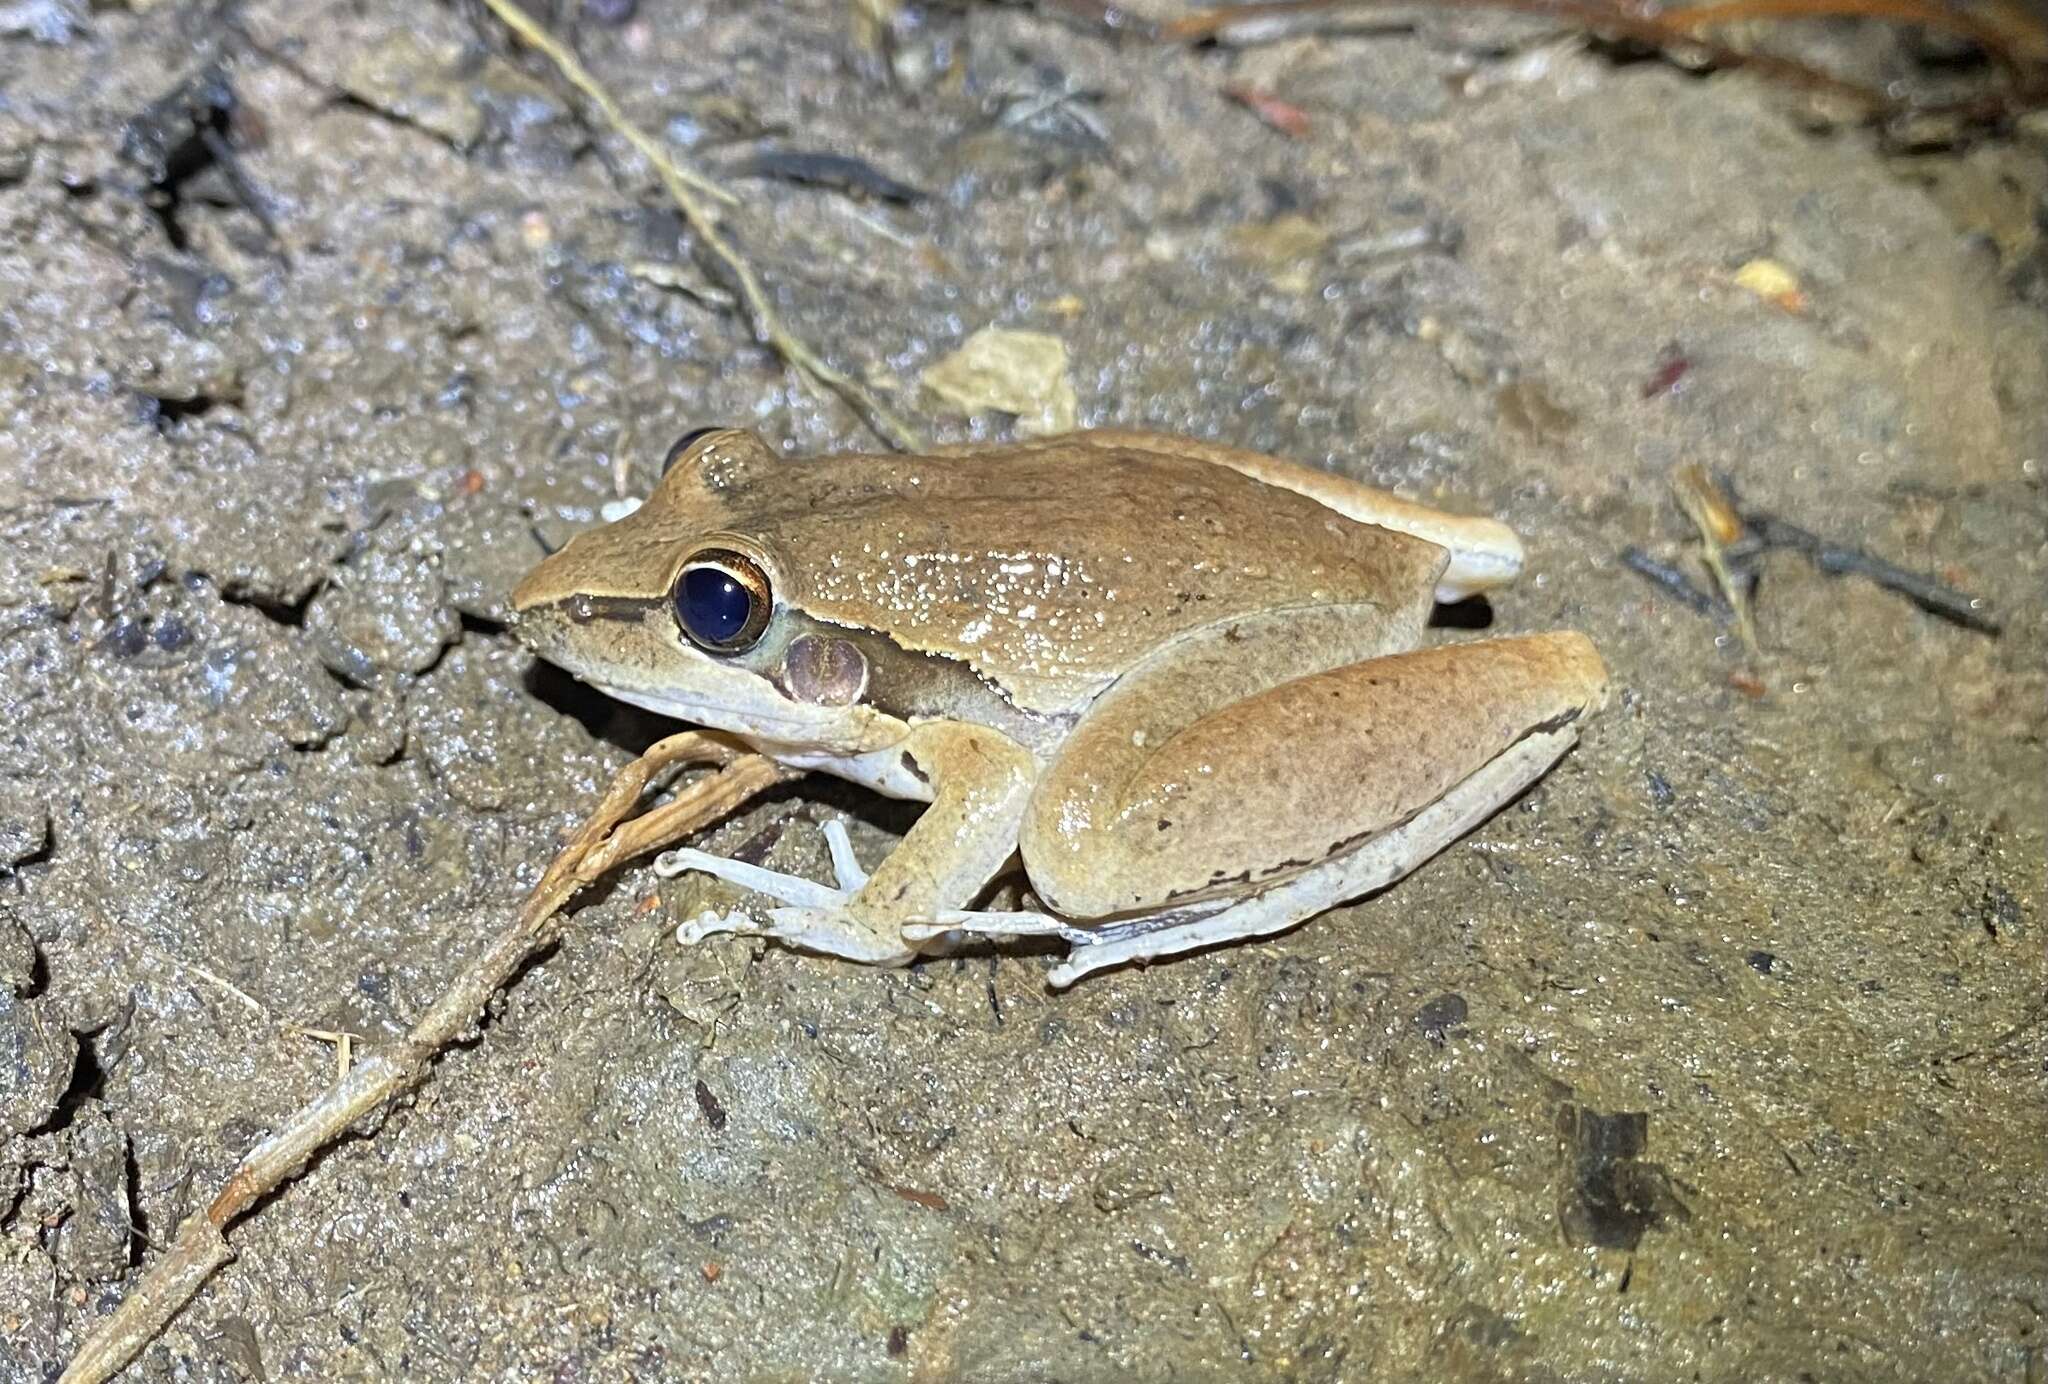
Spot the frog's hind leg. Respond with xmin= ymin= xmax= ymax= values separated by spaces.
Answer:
xmin=1042 ymin=720 xmax=1579 ymax=988
xmin=1015 ymin=629 xmax=1608 ymax=984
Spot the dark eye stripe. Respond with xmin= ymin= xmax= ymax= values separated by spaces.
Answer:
xmin=673 ymin=549 xmax=771 ymax=652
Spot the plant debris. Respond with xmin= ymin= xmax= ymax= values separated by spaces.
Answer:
xmin=922 ymin=327 xmax=1079 ymax=436
xmin=1625 ymin=467 xmax=2002 ymax=648
xmin=479 ymin=0 xmax=925 ymax=450
xmin=1732 ymin=257 xmax=1808 ymax=313
xmin=1642 ymin=346 xmax=1693 ymax=399
xmin=1744 ymin=510 xmax=2002 ymax=633
xmin=1127 ymin=0 xmax=2048 ymax=137
xmin=1620 ymin=547 xmax=1731 ymax=618
xmin=1671 ymin=464 xmax=1762 ymax=658
xmin=726 ymin=147 xmax=927 ymax=203
xmin=1221 ymin=83 xmax=1313 ymax=137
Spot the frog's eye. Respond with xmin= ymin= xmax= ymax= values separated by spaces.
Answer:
xmin=673 ymin=548 xmax=772 ymax=653
xmin=662 ymin=427 xmax=725 ymax=474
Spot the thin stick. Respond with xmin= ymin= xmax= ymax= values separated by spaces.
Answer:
xmin=1661 ymin=0 xmax=2040 ymax=80
xmin=1158 ymin=0 xmax=1895 ymax=110
xmin=479 ymin=0 xmax=926 ymax=452
xmin=61 ymin=733 xmax=794 ymax=1384
xmin=1619 ymin=545 xmax=1731 ymax=618
xmin=1745 ymin=510 xmax=2002 ymax=633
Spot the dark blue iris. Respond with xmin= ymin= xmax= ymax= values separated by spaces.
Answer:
xmin=677 ymin=564 xmax=755 ymax=648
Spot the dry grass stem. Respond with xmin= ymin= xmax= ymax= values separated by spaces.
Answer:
xmin=482 ymin=0 xmax=926 ymax=451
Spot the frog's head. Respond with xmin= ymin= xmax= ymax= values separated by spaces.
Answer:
xmin=512 ymin=428 xmax=888 ymax=751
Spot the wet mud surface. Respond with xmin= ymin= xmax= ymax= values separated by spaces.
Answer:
xmin=2 ymin=1 xmax=2044 ymax=1379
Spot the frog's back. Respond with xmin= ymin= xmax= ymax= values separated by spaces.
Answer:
xmin=712 ymin=435 xmax=1447 ymax=713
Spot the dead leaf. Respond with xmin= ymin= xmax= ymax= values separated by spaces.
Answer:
xmin=922 ymin=327 xmax=1077 ymax=437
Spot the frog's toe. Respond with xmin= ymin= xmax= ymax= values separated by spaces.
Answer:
xmin=676 ymin=908 xmax=759 ymax=945
xmin=818 ymin=819 xmax=870 ymax=892
xmin=654 ymin=846 xmax=845 ymax=910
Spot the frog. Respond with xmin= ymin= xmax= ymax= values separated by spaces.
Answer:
xmin=511 ymin=427 xmax=1608 ymax=987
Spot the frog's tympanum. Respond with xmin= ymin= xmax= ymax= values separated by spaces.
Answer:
xmin=513 ymin=429 xmax=1607 ymax=986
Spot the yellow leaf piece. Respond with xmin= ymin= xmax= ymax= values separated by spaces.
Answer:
xmin=1733 ymin=258 xmax=1807 ymax=312
xmin=922 ymin=327 xmax=1079 ymax=437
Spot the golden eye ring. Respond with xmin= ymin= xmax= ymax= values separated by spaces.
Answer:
xmin=672 ymin=548 xmax=772 ymax=653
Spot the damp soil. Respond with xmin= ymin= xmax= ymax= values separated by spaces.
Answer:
xmin=2 ymin=2 xmax=2044 ymax=1380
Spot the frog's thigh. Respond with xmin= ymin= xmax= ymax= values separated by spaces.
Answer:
xmin=1046 ymin=718 xmax=1580 ymax=987
xmin=1020 ymin=631 xmax=1609 ymax=920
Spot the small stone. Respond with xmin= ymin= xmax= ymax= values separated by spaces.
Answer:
xmin=1413 ymin=993 xmax=1469 ymax=1042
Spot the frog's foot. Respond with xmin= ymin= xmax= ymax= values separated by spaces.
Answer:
xmin=1043 ymin=725 xmax=1578 ymax=989
xmin=661 ymin=820 xmax=1069 ymax=960
xmin=656 ymin=820 xmax=912 ymax=965
xmin=655 ymin=823 xmax=1056 ymax=962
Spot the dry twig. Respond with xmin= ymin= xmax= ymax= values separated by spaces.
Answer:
xmin=1744 ymin=510 xmax=2002 ymax=632
xmin=1160 ymin=0 xmax=1888 ymax=109
xmin=61 ymin=733 xmax=794 ymax=1384
xmin=1661 ymin=0 xmax=2045 ymax=83
xmin=1148 ymin=0 xmax=2048 ymax=121
xmin=480 ymin=0 xmax=926 ymax=451
xmin=1622 ymin=471 xmax=2001 ymax=644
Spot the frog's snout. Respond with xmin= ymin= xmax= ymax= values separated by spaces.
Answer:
xmin=502 ymin=597 xmax=550 ymax=660
xmin=509 ymin=544 xmax=589 ymax=632
xmin=505 ymin=561 xmax=570 ymax=658
xmin=509 ymin=559 xmax=554 ymax=618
